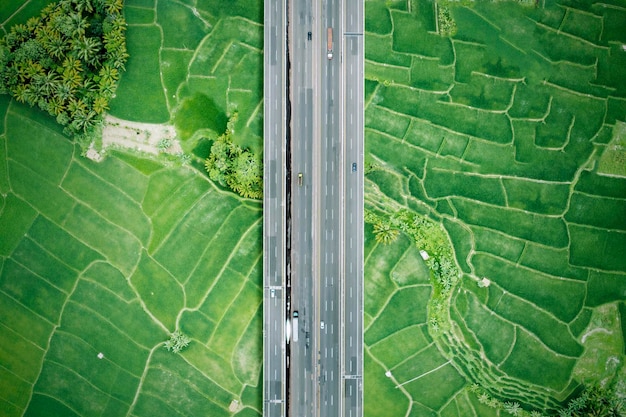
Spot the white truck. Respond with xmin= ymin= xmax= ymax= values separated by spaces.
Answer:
xmin=292 ymin=311 xmax=299 ymax=342
xmin=327 ymin=27 xmax=333 ymax=60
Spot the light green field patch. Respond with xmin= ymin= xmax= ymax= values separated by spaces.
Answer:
xmin=130 ymin=393 xmax=185 ymax=417
xmin=81 ymin=262 xmax=135 ymax=302
xmin=34 ymin=360 xmax=126 ymax=417
xmin=10 ymin=237 xmax=76 ymax=292
xmin=72 ymin=279 xmax=165 ymax=348
xmin=391 ymin=10 xmax=453 ymax=64
xmin=425 ymin=170 xmax=505 ymax=206
xmin=62 ymin=163 xmax=151 ymax=244
xmin=148 ymin=175 xmax=210 ymax=252
xmin=199 ymin=267 xmax=246 ymax=324
xmin=366 ymin=60 xmax=411 ymax=85
xmin=0 ymin=291 xmax=53 ymax=349
xmin=8 ymin=161 xmax=75 ymax=224
xmin=0 ymin=364 xmax=31 ymax=416
xmin=566 ymin=192 xmax=626 ymax=231
xmin=209 ymin=280 xmax=260 ymax=360
xmin=63 ymin=203 xmax=140 ymax=275
xmin=161 ymin=49 xmax=195 ymax=109
xmin=365 ymin=1 xmax=392 ymax=35
xmin=500 ymin=327 xmax=576 ymax=392
xmin=474 ymin=253 xmax=585 ymax=323
xmin=109 ymin=25 xmax=169 ymax=123
xmin=502 ymin=177 xmax=569 ymax=215
xmin=138 ymin=366 xmax=229 ymax=417
xmin=455 ymin=290 xmax=515 ymax=365
xmin=363 ymin=237 xmax=404 ymax=317
xmin=0 ymin=323 xmax=44 ymax=383
xmin=518 ymin=242 xmax=587 ymax=281
xmin=227 ymin=221 xmax=262 ymax=277
xmin=0 ymin=194 xmax=37 ymax=256
xmin=45 ymin=331 xmax=139 ymax=404
xmin=490 ymin=289 xmax=583 ymax=357
xmin=365 ymin=34 xmax=412 ymax=67
xmin=410 ymin=55 xmax=454 ymax=91
xmin=574 ymin=303 xmax=625 ymax=384
xmin=403 ymin=361 xmax=465 ymax=411
xmin=0 ymin=259 xmax=67 ymax=324
xmin=390 ymin=245 xmax=430 ymax=286
xmin=59 ymin=301 xmax=150 ymax=377
xmin=370 ymin=325 xmax=430 ymax=369
xmin=179 ymin=310 xmax=216 ymax=343
xmin=151 ymin=348 xmax=234 ymax=408
xmin=365 ymin=104 xmax=411 ymax=139
xmin=452 ymin=198 xmax=569 ymax=248
xmin=156 ymin=202 xmax=255 ymax=288
xmin=364 ymin=351 xmax=409 ymax=417
xmin=27 ymin=216 xmax=102 ymax=272
xmin=597 ymin=120 xmax=626 ymax=177
xmin=76 ymin=157 xmax=149 ymax=203
xmin=586 ymin=270 xmax=626 ymax=307
xmin=157 ymin=0 xmax=209 ymax=50
xmin=142 ymin=168 xmax=193 ymax=215
xmin=449 ymin=74 xmax=516 ymax=112
xmin=568 ymin=224 xmax=626 ymax=271
xmin=233 ymin=306 xmax=262 ymax=386
xmin=5 ymin=113 xmax=73 ymax=186
xmin=124 ymin=5 xmax=155 ymax=24
xmin=365 ymin=286 xmax=430 ymax=345
xmin=130 ymin=252 xmax=183 ymax=331
xmin=182 ymin=342 xmax=242 ymax=394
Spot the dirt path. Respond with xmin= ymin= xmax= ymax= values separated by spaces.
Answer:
xmin=86 ymin=115 xmax=183 ymax=161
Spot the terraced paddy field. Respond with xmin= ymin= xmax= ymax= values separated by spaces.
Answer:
xmin=363 ymin=0 xmax=626 ymax=415
xmin=1 ymin=0 xmax=625 ymax=416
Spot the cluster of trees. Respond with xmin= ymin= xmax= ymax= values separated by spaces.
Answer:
xmin=164 ymin=331 xmax=191 ymax=354
xmin=436 ymin=2 xmax=457 ymax=37
xmin=0 ymin=0 xmax=127 ymax=136
xmin=204 ymin=112 xmax=263 ymax=199
xmin=468 ymin=383 xmax=625 ymax=417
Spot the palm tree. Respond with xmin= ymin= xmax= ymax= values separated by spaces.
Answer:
xmin=92 ymin=96 xmax=108 ymax=114
xmin=373 ymin=221 xmax=400 ymax=245
xmin=103 ymin=0 xmax=124 ymax=16
xmin=71 ymin=36 xmax=100 ymax=64
xmin=98 ymin=64 xmax=118 ymax=84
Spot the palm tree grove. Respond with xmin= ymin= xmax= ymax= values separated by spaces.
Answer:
xmin=0 ymin=0 xmax=127 ymax=136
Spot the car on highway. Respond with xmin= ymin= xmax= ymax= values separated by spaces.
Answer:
xmin=352 ymin=162 xmax=357 ymax=172
xmin=320 ymin=320 xmax=325 ymax=330
xmin=298 ymin=172 xmax=303 ymax=186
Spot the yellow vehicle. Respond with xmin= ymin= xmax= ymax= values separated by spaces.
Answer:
xmin=298 ymin=172 xmax=303 ymax=186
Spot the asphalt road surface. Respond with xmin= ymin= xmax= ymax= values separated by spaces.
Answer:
xmin=264 ymin=0 xmax=363 ymax=416
xmin=263 ymin=0 xmax=288 ymax=415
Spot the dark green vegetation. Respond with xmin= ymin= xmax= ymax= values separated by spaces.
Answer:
xmin=204 ymin=112 xmax=263 ymax=200
xmin=363 ymin=0 xmax=626 ymax=415
xmin=0 ymin=0 xmax=127 ymax=135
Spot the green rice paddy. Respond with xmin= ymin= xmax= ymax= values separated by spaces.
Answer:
xmin=0 ymin=0 xmax=625 ymax=416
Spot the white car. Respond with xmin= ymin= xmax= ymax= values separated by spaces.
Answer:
xmin=320 ymin=321 xmax=325 ymax=330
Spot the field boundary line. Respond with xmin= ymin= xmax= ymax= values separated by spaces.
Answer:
xmin=68 ymin=299 xmax=155 ymax=352
xmin=179 ymin=202 xmax=249 ymax=286
xmin=187 ymin=215 xmax=262 ymax=313
xmin=395 ymin=359 xmax=452 ymax=387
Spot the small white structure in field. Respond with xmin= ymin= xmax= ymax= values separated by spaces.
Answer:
xmin=478 ymin=277 xmax=491 ymax=288
xmin=97 ymin=352 xmax=104 ymax=359
xmin=419 ymin=250 xmax=429 ymax=260
xmin=229 ymin=400 xmax=242 ymax=412
xmin=385 ymin=371 xmax=392 ymax=378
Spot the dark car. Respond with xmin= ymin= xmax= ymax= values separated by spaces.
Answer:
xmin=352 ymin=162 xmax=357 ymax=172
xmin=307 ymin=31 xmax=312 ymax=40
